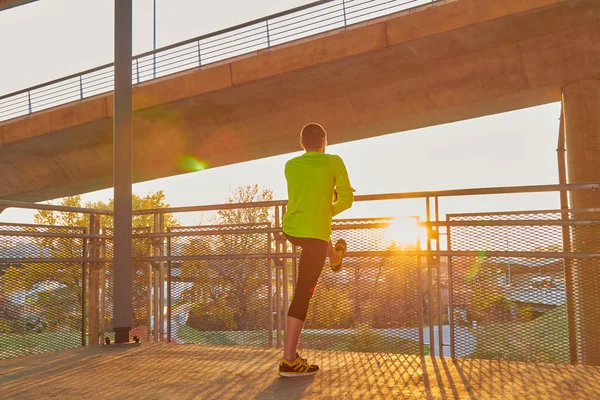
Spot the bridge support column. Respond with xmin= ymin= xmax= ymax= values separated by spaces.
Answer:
xmin=562 ymin=79 xmax=600 ymax=365
xmin=113 ymin=0 xmax=133 ymax=344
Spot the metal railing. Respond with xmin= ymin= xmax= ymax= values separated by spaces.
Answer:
xmin=0 ymin=0 xmax=439 ymax=123
xmin=1 ymin=182 xmax=600 ymax=364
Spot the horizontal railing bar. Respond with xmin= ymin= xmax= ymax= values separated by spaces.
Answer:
xmin=269 ymin=18 xmax=344 ymax=43
xmin=0 ymin=230 xmax=111 ymax=239
xmin=0 ymin=0 xmax=336 ymax=101
xmin=133 ymin=222 xmax=397 ymax=238
xmin=268 ymin=7 xmax=342 ymax=33
xmin=137 ymin=250 xmax=600 ymax=263
xmin=355 ymin=183 xmax=600 ymax=202
xmin=0 ymin=96 xmax=28 ymax=109
xmin=199 ymin=24 xmax=266 ymax=48
xmin=0 ymin=199 xmax=113 ymax=215
xmin=425 ymin=220 xmax=600 ymax=227
xmin=269 ymin=1 xmax=341 ymax=27
xmin=0 ymin=222 xmax=86 ymax=229
xmin=2 ymin=183 xmax=599 ymax=217
xmin=447 ymin=208 xmax=600 ymax=218
xmin=0 ymin=0 xmax=439 ymax=124
xmin=0 ymin=257 xmax=110 ymax=263
xmin=169 ymin=222 xmax=270 ymax=230
xmin=4 ymin=250 xmax=600 ymax=265
xmin=132 ymin=182 xmax=600 ymax=215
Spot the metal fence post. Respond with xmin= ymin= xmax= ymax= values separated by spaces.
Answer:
xmin=342 ymin=0 xmax=347 ymax=27
xmin=27 ymin=90 xmax=32 ymax=116
xmin=282 ymin=205 xmax=289 ymax=336
xmin=136 ymin=58 xmax=140 ymax=85
xmin=79 ymin=75 xmax=84 ymax=101
xmin=159 ymin=214 xmax=165 ymax=342
xmin=446 ymin=215 xmax=456 ymax=360
xmin=557 ymin=106 xmax=578 ymax=364
xmin=266 ymin=20 xmax=271 ymax=49
xmin=197 ymin=40 xmax=202 ymax=69
xmin=275 ymin=206 xmax=282 ymax=348
xmin=426 ymin=197 xmax=435 ymax=357
xmin=267 ymin=221 xmax=273 ymax=348
xmin=146 ymin=234 xmax=153 ymax=342
xmin=88 ymin=214 xmax=100 ymax=345
xmin=82 ymin=227 xmax=88 ymax=346
xmin=167 ymin=230 xmax=172 ymax=342
xmin=99 ymin=232 xmax=107 ymax=343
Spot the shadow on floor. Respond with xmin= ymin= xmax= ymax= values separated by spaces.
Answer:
xmin=1 ymin=344 xmax=600 ymax=399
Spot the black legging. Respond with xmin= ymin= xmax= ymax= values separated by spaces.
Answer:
xmin=285 ymin=234 xmax=328 ymax=321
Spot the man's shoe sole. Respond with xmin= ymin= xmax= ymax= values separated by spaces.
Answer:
xmin=278 ymin=370 xmax=319 ymax=378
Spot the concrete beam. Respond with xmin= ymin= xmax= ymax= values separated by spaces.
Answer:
xmin=0 ymin=0 xmax=599 ymax=202
xmin=0 ymin=0 xmax=38 ymax=11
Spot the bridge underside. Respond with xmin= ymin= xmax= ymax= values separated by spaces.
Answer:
xmin=1 ymin=0 xmax=599 ymax=202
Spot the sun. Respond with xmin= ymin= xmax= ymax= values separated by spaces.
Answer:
xmin=384 ymin=217 xmax=421 ymax=247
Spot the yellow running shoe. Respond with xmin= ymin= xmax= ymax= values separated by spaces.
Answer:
xmin=330 ymin=238 xmax=347 ymax=273
xmin=278 ymin=353 xmax=319 ymax=377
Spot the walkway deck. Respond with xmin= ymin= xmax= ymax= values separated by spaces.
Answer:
xmin=1 ymin=344 xmax=599 ymax=399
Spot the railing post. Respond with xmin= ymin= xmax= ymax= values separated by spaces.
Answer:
xmin=267 ymin=218 xmax=273 ymax=348
xmin=197 ymin=40 xmax=202 ymax=70
xmin=557 ymin=105 xmax=578 ymax=364
xmin=282 ymin=205 xmax=289 ymax=336
xmin=82 ymin=227 xmax=88 ymax=347
xmin=88 ymin=214 xmax=100 ymax=345
xmin=159 ymin=214 xmax=165 ymax=342
xmin=79 ymin=75 xmax=84 ymax=101
xmin=275 ymin=206 xmax=282 ymax=348
xmin=146 ymin=233 xmax=153 ymax=342
xmin=342 ymin=0 xmax=347 ymax=27
xmin=167 ymin=230 xmax=172 ymax=343
xmin=446 ymin=215 xmax=456 ymax=360
xmin=135 ymin=58 xmax=140 ymax=85
xmin=266 ymin=20 xmax=271 ymax=49
xmin=99 ymin=232 xmax=107 ymax=343
xmin=27 ymin=90 xmax=32 ymax=116
xmin=426 ymin=197 xmax=435 ymax=357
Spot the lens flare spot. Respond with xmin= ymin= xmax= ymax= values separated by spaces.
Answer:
xmin=385 ymin=217 xmax=420 ymax=247
xmin=178 ymin=155 xmax=208 ymax=172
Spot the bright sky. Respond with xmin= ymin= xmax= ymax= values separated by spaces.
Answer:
xmin=0 ymin=0 xmax=562 ymax=226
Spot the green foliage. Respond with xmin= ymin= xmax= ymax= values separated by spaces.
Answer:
xmin=307 ymin=286 xmax=353 ymax=329
xmin=0 ymin=191 xmax=177 ymax=341
xmin=299 ymin=325 xmax=421 ymax=354
xmin=472 ymin=305 xmax=569 ymax=363
xmin=0 ymin=329 xmax=81 ymax=359
xmin=183 ymin=185 xmax=273 ymax=332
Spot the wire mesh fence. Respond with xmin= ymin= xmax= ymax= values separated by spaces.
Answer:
xmin=101 ymin=227 xmax=153 ymax=344
xmin=447 ymin=210 xmax=600 ymax=364
xmin=166 ymin=223 xmax=272 ymax=347
xmin=299 ymin=218 xmax=422 ymax=355
xmin=0 ymin=223 xmax=85 ymax=359
xmin=1 ymin=183 xmax=600 ymax=365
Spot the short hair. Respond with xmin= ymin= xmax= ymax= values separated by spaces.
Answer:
xmin=300 ymin=123 xmax=327 ymax=150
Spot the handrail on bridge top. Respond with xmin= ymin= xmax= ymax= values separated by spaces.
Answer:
xmin=2 ymin=182 xmax=598 ymax=216
xmin=0 ymin=0 xmax=335 ymax=100
xmin=0 ymin=0 xmax=441 ymax=122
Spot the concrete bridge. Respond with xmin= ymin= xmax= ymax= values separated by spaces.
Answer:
xmin=1 ymin=0 xmax=599 ymax=202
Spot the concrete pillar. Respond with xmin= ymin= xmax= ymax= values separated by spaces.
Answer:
xmin=562 ymin=79 xmax=600 ymax=365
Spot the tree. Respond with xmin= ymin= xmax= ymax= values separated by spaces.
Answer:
xmin=1 ymin=191 xmax=178 ymax=337
xmin=184 ymin=185 xmax=274 ymax=333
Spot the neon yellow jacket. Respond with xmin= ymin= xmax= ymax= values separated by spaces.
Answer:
xmin=283 ymin=152 xmax=354 ymax=242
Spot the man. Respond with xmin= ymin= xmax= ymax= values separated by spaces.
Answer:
xmin=278 ymin=123 xmax=354 ymax=377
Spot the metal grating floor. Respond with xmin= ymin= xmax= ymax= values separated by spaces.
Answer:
xmin=1 ymin=343 xmax=599 ymax=399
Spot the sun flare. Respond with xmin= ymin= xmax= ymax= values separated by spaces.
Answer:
xmin=384 ymin=217 xmax=421 ymax=247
